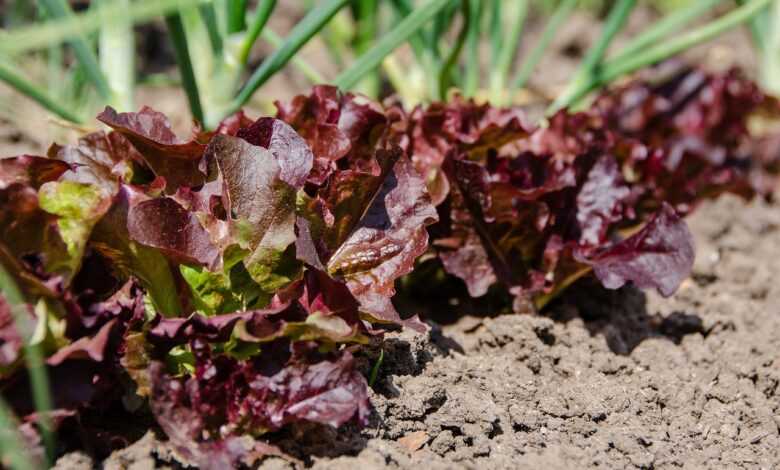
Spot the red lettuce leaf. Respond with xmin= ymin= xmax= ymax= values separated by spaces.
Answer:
xmin=276 ymin=85 xmax=386 ymax=185
xmin=127 ymin=196 xmax=221 ymax=269
xmin=203 ymin=122 xmax=314 ymax=289
xmin=90 ymin=184 xmax=184 ymax=316
xmin=576 ymin=156 xmax=632 ymax=245
xmin=97 ymin=106 xmax=207 ymax=190
xmin=0 ymin=156 xmax=72 ymax=190
xmin=150 ymin=360 xmax=286 ymax=469
xmin=277 ymin=88 xmax=438 ymax=330
xmin=576 ymin=203 xmax=695 ymax=297
xmin=400 ymin=96 xmax=531 ymax=205
xmin=47 ymin=131 xmax=137 ymax=197
xmin=150 ymin=345 xmax=369 ymax=438
xmin=46 ymin=319 xmax=117 ymax=366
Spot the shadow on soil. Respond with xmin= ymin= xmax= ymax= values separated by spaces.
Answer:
xmin=544 ymin=278 xmax=706 ymax=355
xmin=395 ymin=266 xmax=707 ymax=357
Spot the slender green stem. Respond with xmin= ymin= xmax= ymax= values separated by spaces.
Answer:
xmin=199 ymin=3 xmax=224 ymax=55
xmin=226 ymin=0 xmax=247 ymax=33
xmin=439 ymin=0 xmax=470 ymax=99
xmin=165 ymin=13 xmax=204 ymax=123
xmin=549 ymin=0 xmax=772 ymax=114
xmin=0 ymin=261 xmax=24 ymax=305
xmin=610 ymin=0 xmax=723 ymax=63
xmin=511 ymin=0 xmax=576 ymax=92
xmin=422 ymin=1 xmax=459 ymax=101
xmin=382 ymin=54 xmax=424 ymax=106
xmin=239 ymin=0 xmax=277 ymax=66
xmin=37 ymin=0 xmax=112 ymax=101
xmin=488 ymin=0 xmax=502 ymax=68
xmin=388 ymin=0 xmax=427 ymax=61
xmin=46 ymin=45 xmax=64 ymax=99
xmin=3 ymin=0 xmax=211 ymax=56
xmin=0 ymin=264 xmax=54 ymax=466
xmin=98 ymin=0 xmax=135 ymax=111
xmin=232 ymin=0 xmax=349 ymax=112
xmin=181 ymin=4 xmax=234 ymax=128
xmin=0 ymin=398 xmax=36 ymax=470
xmin=462 ymin=0 xmax=482 ymax=97
xmin=430 ymin=0 xmax=458 ymax=57
xmin=737 ymin=0 xmax=770 ymax=50
xmin=0 ymin=60 xmax=84 ymax=123
xmin=549 ymin=0 xmax=636 ymax=113
xmin=352 ymin=0 xmax=380 ymax=97
xmin=25 ymin=340 xmax=53 ymax=465
xmin=580 ymin=0 xmax=636 ymax=75
xmin=261 ymin=28 xmax=325 ymax=84
xmin=389 ymin=0 xmax=444 ymax=100
xmin=353 ymin=0 xmax=379 ymax=56
xmin=489 ymin=0 xmax=528 ymax=104
xmin=333 ymin=0 xmax=455 ymax=91
xmin=758 ymin=0 xmax=780 ymax=95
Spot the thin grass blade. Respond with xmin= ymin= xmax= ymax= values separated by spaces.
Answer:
xmin=1 ymin=0 xmax=212 ymax=56
xmin=23 ymin=341 xmax=53 ymax=466
xmin=226 ymin=0 xmax=248 ymax=33
xmin=388 ymin=0 xmax=427 ymax=61
xmin=0 ymin=264 xmax=54 ymax=466
xmin=37 ymin=0 xmax=111 ymax=101
xmin=551 ymin=0 xmax=772 ymax=113
xmin=352 ymin=0 xmax=381 ymax=97
xmin=610 ymin=0 xmax=723 ymax=63
xmin=0 ymin=59 xmax=84 ymax=123
xmin=165 ymin=12 xmax=205 ymax=123
xmin=233 ymin=0 xmax=349 ymax=111
xmin=439 ymin=0 xmax=470 ymax=99
xmin=97 ymin=0 xmax=135 ymax=110
xmin=430 ymin=0 xmax=459 ymax=58
xmin=239 ymin=0 xmax=277 ymax=66
xmin=333 ymin=0 xmax=455 ymax=91
xmin=462 ymin=0 xmax=482 ymax=97
xmin=549 ymin=0 xmax=636 ymax=113
xmin=511 ymin=0 xmax=576 ymax=92
xmin=199 ymin=3 xmax=224 ymax=55
xmin=488 ymin=0 xmax=502 ymax=68
xmin=261 ymin=28 xmax=325 ymax=84
xmin=737 ymin=0 xmax=771 ymax=50
xmin=489 ymin=0 xmax=528 ymax=104
xmin=758 ymin=0 xmax=780 ymax=94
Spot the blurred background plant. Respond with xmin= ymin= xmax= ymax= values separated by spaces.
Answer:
xmin=0 ymin=0 xmax=775 ymax=132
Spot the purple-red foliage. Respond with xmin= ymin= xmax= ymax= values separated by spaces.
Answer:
xmin=399 ymin=67 xmax=778 ymax=309
xmin=0 ymin=87 xmax=436 ymax=465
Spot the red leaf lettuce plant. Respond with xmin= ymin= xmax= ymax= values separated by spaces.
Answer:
xmin=0 ymin=90 xmax=436 ymax=467
xmin=397 ymin=65 xmax=780 ymax=310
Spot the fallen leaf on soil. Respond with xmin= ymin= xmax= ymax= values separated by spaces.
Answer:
xmin=398 ymin=431 xmax=429 ymax=452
